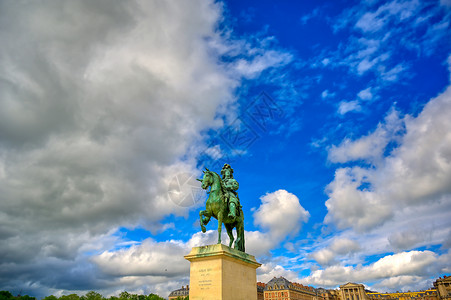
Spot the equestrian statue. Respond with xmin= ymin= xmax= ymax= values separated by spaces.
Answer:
xmin=197 ymin=163 xmax=245 ymax=252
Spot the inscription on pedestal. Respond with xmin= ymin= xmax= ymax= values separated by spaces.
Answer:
xmin=199 ymin=268 xmax=212 ymax=291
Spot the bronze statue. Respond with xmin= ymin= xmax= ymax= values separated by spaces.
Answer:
xmin=220 ymin=163 xmax=240 ymax=220
xmin=197 ymin=164 xmax=245 ymax=252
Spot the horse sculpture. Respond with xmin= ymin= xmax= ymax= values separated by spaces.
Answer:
xmin=198 ymin=168 xmax=245 ymax=252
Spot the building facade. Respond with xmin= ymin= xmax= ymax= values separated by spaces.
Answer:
xmin=264 ymin=276 xmax=317 ymax=300
xmin=340 ymin=283 xmax=368 ymax=300
xmin=366 ymin=289 xmax=437 ymax=300
xmin=434 ymin=276 xmax=451 ymax=300
xmin=168 ymin=285 xmax=189 ymax=300
xmin=258 ymin=282 xmax=267 ymax=300
xmin=167 ymin=275 xmax=451 ymax=300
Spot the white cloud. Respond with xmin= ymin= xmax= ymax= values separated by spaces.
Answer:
xmin=330 ymin=238 xmax=361 ymax=255
xmin=328 ymin=108 xmax=403 ymax=164
xmin=355 ymin=11 xmax=386 ymax=32
xmin=373 ymin=275 xmax=429 ymax=292
xmin=233 ymin=50 xmax=293 ymax=79
xmin=388 ymin=229 xmax=433 ymax=251
xmin=253 ymin=190 xmax=310 ymax=241
xmin=355 ymin=0 xmax=420 ymax=33
xmin=338 ymin=100 xmax=362 ymax=115
xmin=322 ymin=90 xmax=335 ymax=99
xmin=370 ymin=251 xmax=437 ymax=277
xmin=380 ymin=63 xmax=407 ymax=82
xmin=357 ymin=87 xmax=373 ymax=101
xmin=311 ymin=238 xmax=361 ymax=266
xmin=325 ymin=166 xmax=392 ymax=232
xmin=328 ymin=0 xmax=448 ymax=85
xmin=93 ymin=239 xmax=190 ymax=277
xmin=302 ymin=250 xmax=450 ymax=291
xmin=89 ymin=230 xmax=219 ymax=297
xmin=322 ymin=58 xmax=331 ymax=66
xmin=325 ymin=82 xmax=451 ymax=232
xmin=257 ymin=262 xmax=301 ymax=284
xmin=311 ymin=249 xmax=336 ymax=266
xmin=246 ymin=230 xmax=279 ymax=257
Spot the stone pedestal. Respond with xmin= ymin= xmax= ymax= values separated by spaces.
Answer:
xmin=184 ymin=244 xmax=261 ymax=300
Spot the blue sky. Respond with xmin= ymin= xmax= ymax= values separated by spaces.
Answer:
xmin=1 ymin=0 xmax=451 ymax=298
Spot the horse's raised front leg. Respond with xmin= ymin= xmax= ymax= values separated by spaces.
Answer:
xmin=199 ymin=210 xmax=211 ymax=233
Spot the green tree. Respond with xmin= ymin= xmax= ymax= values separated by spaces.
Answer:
xmin=0 ymin=291 xmax=13 ymax=300
xmin=81 ymin=291 xmax=103 ymax=300
xmin=43 ymin=295 xmax=58 ymax=300
xmin=17 ymin=295 xmax=36 ymax=300
xmin=145 ymin=294 xmax=164 ymax=300
xmin=59 ymin=294 xmax=80 ymax=300
xmin=118 ymin=292 xmax=130 ymax=300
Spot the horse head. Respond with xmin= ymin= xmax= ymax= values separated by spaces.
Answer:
xmin=199 ymin=169 xmax=214 ymax=190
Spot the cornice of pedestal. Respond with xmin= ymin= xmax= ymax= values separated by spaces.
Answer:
xmin=184 ymin=243 xmax=261 ymax=268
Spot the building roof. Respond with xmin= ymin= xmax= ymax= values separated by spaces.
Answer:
xmin=264 ymin=276 xmax=315 ymax=294
xmin=435 ymin=275 xmax=451 ymax=284
xmin=340 ymin=282 xmax=365 ymax=289
xmin=264 ymin=276 xmax=292 ymax=291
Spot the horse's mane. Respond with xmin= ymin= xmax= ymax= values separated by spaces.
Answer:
xmin=208 ymin=170 xmax=226 ymax=195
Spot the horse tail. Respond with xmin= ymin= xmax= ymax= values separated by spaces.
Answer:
xmin=237 ymin=209 xmax=245 ymax=252
xmin=237 ymin=225 xmax=245 ymax=252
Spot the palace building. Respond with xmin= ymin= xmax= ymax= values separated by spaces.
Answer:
xmin=264 ymin=276 xmax=317 ymax=300
xmin=258 ymin=282 xmax=267 ymax=300
xmin=434 ymin=276 xmax=451 ymax=300
xmin=320 ymin=276 xmax=451 ymax=300
xmin=168 ymin=275 xmax=451 ymax=300
xmin=366 ymin=289 xmax=437 ymax=300
xmin=339 ymin=282 xmax=367 ymax=300
xmin=167 ymin=285 xmax=189 ymax=300
xmin=259 ymin=275 xmax=451 ymax=300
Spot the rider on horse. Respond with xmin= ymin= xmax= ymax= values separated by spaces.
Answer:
xmin=198 ymin=164 xmax=245 ymax=252
xmin=220 ymin=163 xmax=240 ymax=221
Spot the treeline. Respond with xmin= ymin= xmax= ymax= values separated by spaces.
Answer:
xmin=0 ymin=291 xmax=188 ymax=300
xmin=1 ymin=291 xmax=36 ymax=300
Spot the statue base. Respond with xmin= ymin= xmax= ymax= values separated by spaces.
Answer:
xmin=184 ymin=244 xmax=261 ymax=300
